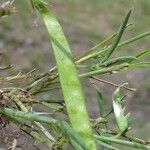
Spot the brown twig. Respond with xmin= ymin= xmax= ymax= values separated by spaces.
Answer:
xmin=89 ymin=76 xmax=136 ymax=92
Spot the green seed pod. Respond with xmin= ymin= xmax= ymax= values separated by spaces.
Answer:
xmin=103 ymin=56 xmax=136 ymax=66
xmin=93 ymin=56 xmax=135 ymax=70
xmin=31 ymin=0 xmax=96 ymax=149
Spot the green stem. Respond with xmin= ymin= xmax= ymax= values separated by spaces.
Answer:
xmin=118 ymin=31 xmax=150 ymax=48
xmin=80 ymin=63 xmax=129 ymax=78
xmin=101 ymin=10 xmax=131 ymax=63
xmin=95 ymin=135 xmax=150 ymax=150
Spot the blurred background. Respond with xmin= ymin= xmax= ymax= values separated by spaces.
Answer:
xmin=0 ymin=0 xmax=149 ymax=149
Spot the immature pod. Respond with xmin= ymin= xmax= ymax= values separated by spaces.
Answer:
xmin=103 ymin=56 xmax=136 ymax=66
xmin=93 ymin=56 xmax=136 ymax=69
xmin=101 ymin=10 xmax=131 ymax=63
xmin=112 ymin=88 xmax=130 ymax=133
xmin=31 ymin=0 xmax=96 ymax=149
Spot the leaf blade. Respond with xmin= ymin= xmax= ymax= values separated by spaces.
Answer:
xmin=101 ymin=10 xmax=132 ymax=63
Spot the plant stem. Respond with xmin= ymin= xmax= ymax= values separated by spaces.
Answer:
xmin=95 ymin=135 xmax=150 ymax=150
xmin=90 ymin=77 xmax=136 ymax=92
xmin=76 ymin=31 xmax=150 ymax=64
xmin=80 ymin=63 xmax=129 ymax=78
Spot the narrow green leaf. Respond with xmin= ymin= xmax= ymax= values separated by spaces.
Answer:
xmin=76 ymin=24 xmax=132 ymax=64
xmin=76 ymin=23 xmax=132 ymax=63
xmin=95 ymin=135 xmax=150 ymax=150
xmin=0 ymin=107 xmax=57 ymax=124
xmin=101 ymin=10 xmax=131 ymax=63
xmin=76 ymin=31 xmax=150 ymax=64
xmin=136 ymin=49 xmax=150 ymax=59
xmin=95 ymin=86 xmax=105 ymax=116
xmin=118 ymin=31 xmax=150 ymax=48
xmin=31 ymin=1 xmax=96 ymax=149
xmin=96 ymin=141 xmax=119 ymax=150
xmin=42 ymin=102 xmax=64 ymax=111
xmin=129 ymin=62 xmax=150 ymax=68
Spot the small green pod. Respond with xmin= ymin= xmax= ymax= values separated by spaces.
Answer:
xmin=103 ymin=56 xmax=136 ymax=66
xmin=93 ymin=56 xmax=136 ymax=70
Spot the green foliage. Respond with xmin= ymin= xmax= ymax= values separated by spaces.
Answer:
xmin=112 ymin=88 xmax=130 ymax=133
xmin=95 ymin=86 xmax=105 ymax=116
xmin=101 ymin=9 xmax=131 ymax=63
